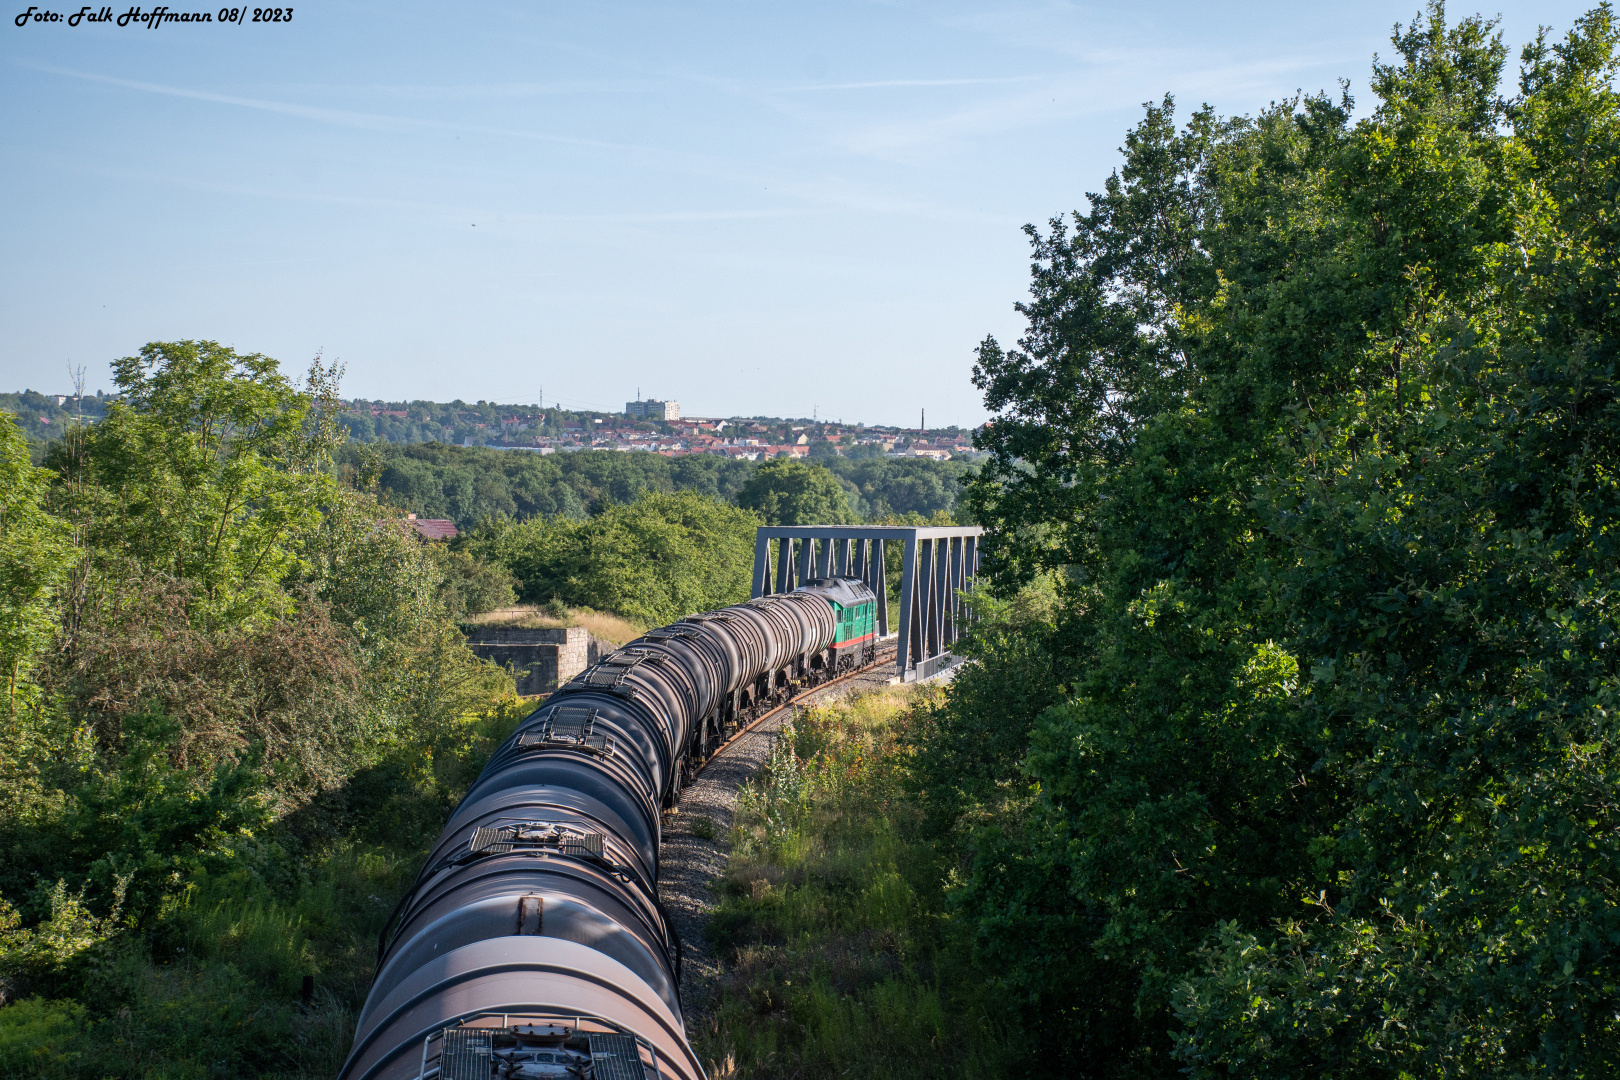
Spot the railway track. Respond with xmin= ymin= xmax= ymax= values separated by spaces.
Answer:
xmin=693 ymin=639 xmax=900 ymax=777
xmin=661 ymin=639 xmax=901 ymax=1018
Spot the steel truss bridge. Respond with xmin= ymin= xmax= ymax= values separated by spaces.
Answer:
xmin=750 ymin=525 xmax=983 ymax=681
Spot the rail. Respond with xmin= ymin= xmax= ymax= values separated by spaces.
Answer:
xmin=693 ymin=638 xmax=898 ymax=777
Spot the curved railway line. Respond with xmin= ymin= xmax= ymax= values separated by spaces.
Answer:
xmin=695 ymin=639 xmax=900 ymax=777
xmin=337 ymin=580 xmax=897 ymax=1080
xmin=656 ymin=641 xmax=901 ymax=1014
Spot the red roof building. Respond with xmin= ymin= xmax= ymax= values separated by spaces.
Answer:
xmin=405 ymin=513 xmax=458 ymax=541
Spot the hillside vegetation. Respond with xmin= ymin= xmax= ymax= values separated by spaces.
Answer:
xmin=0 ymin=342 xmax=551 ymax=1078
xmin=927 ymin=5 xmax=1620 ymax=1074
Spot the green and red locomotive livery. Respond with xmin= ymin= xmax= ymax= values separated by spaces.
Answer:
xmin=797 ymin=576 xmax=879 ymax=672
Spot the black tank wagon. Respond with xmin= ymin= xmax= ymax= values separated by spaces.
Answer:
xmin=339 ymin=577 xmax=879 ymax=1080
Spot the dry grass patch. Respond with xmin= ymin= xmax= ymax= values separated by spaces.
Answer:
xmin=462 ymin=605 xmax=645 ymax=645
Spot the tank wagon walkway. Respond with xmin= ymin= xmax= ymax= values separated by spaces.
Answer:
xmin=657 ymin=643 xmax=901 ymax=1018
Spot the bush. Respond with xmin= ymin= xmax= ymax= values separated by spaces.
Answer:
xmin=465 ymin=491 xmax=758 ymax=626
xmin=695 ymin=687 xmax=1017 ymax=1080
xmin=49 ymin=572 xmax=365 ymax=794
xmin=0 ymin=712 xmax=268 ymax=929
xmin=0 ymin=878 xmax=125 ymax=1003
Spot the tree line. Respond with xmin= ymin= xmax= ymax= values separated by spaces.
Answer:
xmin=345 ymin=440 xmax=974 ymax=528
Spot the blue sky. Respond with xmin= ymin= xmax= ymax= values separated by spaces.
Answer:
xmin=1 ymin=1 xmax=1595 ymax=427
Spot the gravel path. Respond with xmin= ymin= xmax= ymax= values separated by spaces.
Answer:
xmin=658 ymin=647 xmax=901 ymax=1024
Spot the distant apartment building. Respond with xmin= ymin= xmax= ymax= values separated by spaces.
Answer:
xmin=626 ymin=398 xmax=680 ymax=420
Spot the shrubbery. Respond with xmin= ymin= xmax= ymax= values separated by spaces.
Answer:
xmin=924 ymin=5 xmax=1620 ymax=1074
xmin=694 ymin=687 xmax=1019 ymax=1080
xmin=458 ymin=491 xmax=760 ymax=625
xmin=0 ymin=341 xmax=528 ymax=1077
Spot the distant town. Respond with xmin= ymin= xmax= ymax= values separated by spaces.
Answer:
xmin=4 ymin=388 xmax=983 ymax=462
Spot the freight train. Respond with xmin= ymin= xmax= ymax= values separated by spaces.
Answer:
xmin=338 ymin=576 xmax=880 ymax=1080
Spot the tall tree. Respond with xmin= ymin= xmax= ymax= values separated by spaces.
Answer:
xmin=468 ymin=491 xmax=760 ymax=626
xmin=736 ymin=458 xmax=854 ymax=526
xmin=967 ymin=96 xmax=1242 ymax=588
xmin=78 ymin=341 xmax=341 ymax=626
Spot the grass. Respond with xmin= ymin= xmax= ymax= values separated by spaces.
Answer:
xmin=462 ymin=605 xmax=646 ymax=645
xmin=691 ymin=686 xmax=1014 ymax=1080
xmin=0 ymin=844 xmax=413 ymax=1080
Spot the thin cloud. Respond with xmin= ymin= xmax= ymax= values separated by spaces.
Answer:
xmin=15 ymin=58 xmax=919 ymax=206
xmin=782 ymin=75 xmax=1048 ymax=92
xmin=19 ymin=61 xmax=420 ymax=130
xmin=296 ymin=79 xmax=663 ymax=102
xmin=14 ymin=60 xmax=649 ymax=152
xmin=7 ymin=146 xmax=812 ymax=225
xmin=827 ymin=49 xmax=1363 ymax=159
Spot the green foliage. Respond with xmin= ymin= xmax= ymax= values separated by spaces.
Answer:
xmin=333 ymin=397 xmax=623 ymax=447
xmin=0 ymin=694 xmax=533 ymax=1079
xmin=463 ymin=491 xmax=759 ymax=625
xmin=49 ymin=573 xmax=368 ymax=790
xmin=696 ymin=688 xmax=1016 ymax=1080
xmin=428 ymin=546 xmax=517 ymax=619
xmin=825 ymin=457 xmax=975 ymax=521
xmin=333 ymin=440 xmax=974 ymax=534
xmin=73 ymin=342 xmax=341 ymax=627
xmin=294 ymin=489 xmax=442 ymax=648
xmin=0 ymin=849 xmax=398 ymax=1080
xmin=0 ymin=341 xmax=529 ymax=1078
xmin=347 ymin=442 xmax=757 ymax=526
xmin=0 ymin=998 xmax=87 ymax=1077
xmin=0 ymin=877 xmax=125 ymax=994
xmin=0 ymin=712 xmax=268 ymax=930
xmin=0 ymin=413 xmax=73 ymax=712
xmin=736 ymin=459 xmax=855 ymax=526
xmin=966 ymin=91 xmax=1236 ymax=589
xmin=904 ymin=575 xmax=1068 ymax=838
xmin=947 ymin=4 xmax=1620 ymax=1074
xmin=0 ymin=389 xmax=109 ymax=452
